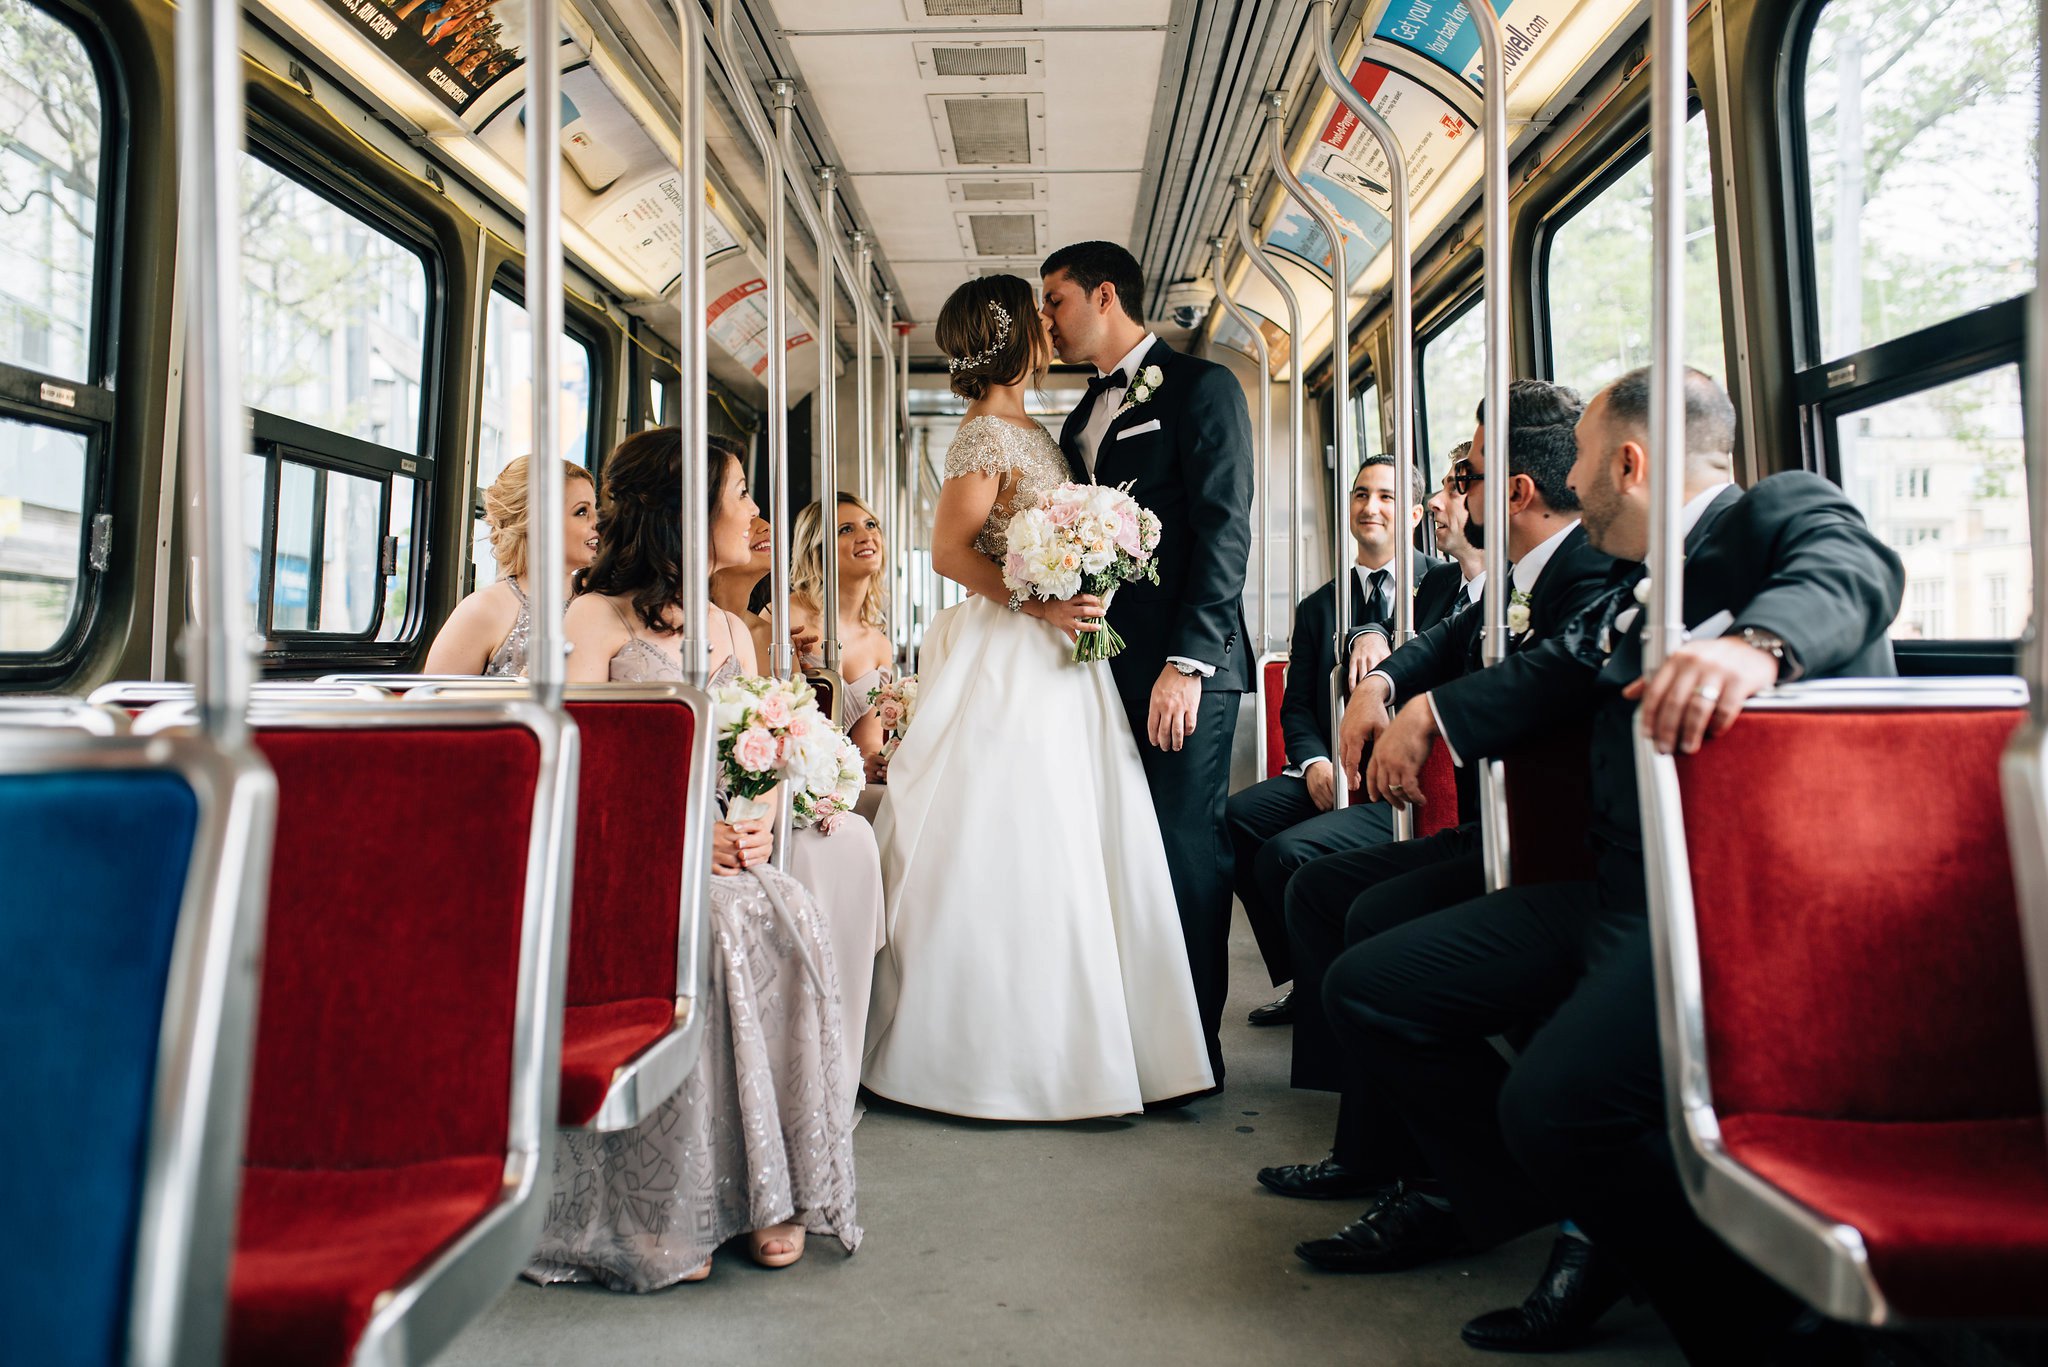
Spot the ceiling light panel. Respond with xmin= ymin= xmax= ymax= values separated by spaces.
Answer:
xmin=948 ymin=177 xmax=1047 ymax=204
xmin=928 ymin=92 xmax=1046 ymax=167
xmin=914 ymin=39 xmax=1045 ymax=81
xmin=957 ymin=209 xmax=1047 ymax=256
xmin=901 ymin=0 xmax=1044 ymax=21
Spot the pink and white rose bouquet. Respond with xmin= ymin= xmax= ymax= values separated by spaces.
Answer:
xmin=867 ymin=674 xmax=919 ymax=761
xmin=712 ymin=674 xmax=829 ymax=823
xmin=790 ymin=730 xmax=866 ymax=833
xmin=1001 ymin=481 xmax=1162 ymax=662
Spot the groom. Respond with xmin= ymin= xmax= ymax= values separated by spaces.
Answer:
xmin=1042 ymin=241 xmax=1255 ymax=1083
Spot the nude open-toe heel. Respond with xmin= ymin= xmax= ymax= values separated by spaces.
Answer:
xmin=680 ymin=1256 xmax=712 ymax=1282
xmin=747 ymin=1223 xmax=805 ymax=1268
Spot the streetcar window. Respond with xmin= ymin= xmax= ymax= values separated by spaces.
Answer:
xmin=1544 ymin=112 xmax=1726 ymax=393
xmin=240 ymin=155 xmax=430 ymax=454
xmin=264 ymin=460 xmax=389 ymax=636
xmin=0 ymin=0 xmax=103 ymax=384
xmin=473 ymin=286 xmax=595 ymax=589
xmin=1419 ymin=300 xmax=1484 ymax=469
xmin=1837 ymin=365 xmax=2031 ymax=641
xmin=0 ymin=416 xmax=86 ymax=652
xmin=1799 ymin=0 xmax=2038 ymax=362
xmin=1355 ymin=382 xmax=1384 ymax=463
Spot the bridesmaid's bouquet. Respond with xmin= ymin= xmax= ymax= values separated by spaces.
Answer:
xmin=868 ymin=675 xmax=919 ymax=761
xmin=1001 ymin=482 xmax=1162 ymax=663
xmin=790 ymin=729 xmax=865 ymax=833
xmin=711 ymin=674 xmax=857 ymax=826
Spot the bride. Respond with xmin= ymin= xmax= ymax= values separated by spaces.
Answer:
xmin=864 ymin=274 xmax=1213 ymax=1120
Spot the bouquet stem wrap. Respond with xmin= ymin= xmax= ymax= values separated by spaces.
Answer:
xmin=1072 ymin=584 xmax=1123 ymax=663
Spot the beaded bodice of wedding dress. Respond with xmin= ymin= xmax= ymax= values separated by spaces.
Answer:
xmin=944 ymin=415 xmax=1072 ymax=559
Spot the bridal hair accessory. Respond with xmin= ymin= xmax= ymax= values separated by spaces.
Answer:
xmin=1001 ymin=481 xmax=1163 ymax=663
xmin=946 ymin=301 xmax=1014 ymax=373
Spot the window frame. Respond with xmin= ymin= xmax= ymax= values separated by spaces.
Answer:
xmin=239 ymin=123 xmax=444 ymax=665
xmin=0 ymin=0 xmax=128 ymax=681
xmin=1414 ymin=289 xmax=1482 ymax=484
xmin=1780 ymin=0 xmax=2034 ymax=670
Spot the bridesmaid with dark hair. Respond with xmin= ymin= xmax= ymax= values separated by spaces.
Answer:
xmin=527 ymin=428 xmax=859 ymax=1288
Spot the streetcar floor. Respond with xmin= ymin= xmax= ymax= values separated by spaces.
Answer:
xmin=441 ymin=915 xmax=1685 ymax=1366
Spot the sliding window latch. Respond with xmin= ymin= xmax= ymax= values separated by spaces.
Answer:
xmin=88 ymin=513 xmax=113 ymax=571
xmin=379 ymin=534 xmax=399 ymax=577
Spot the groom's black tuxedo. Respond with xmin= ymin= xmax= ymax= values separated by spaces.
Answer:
xmin=1059 ymin=334 xmax=1255 ymax=1075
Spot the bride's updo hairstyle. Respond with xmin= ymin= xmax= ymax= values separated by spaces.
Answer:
xmin=936 ymin=273 xmax=1048 ymax=402
xmin=582 ymin=426 xmax=732 ymax=634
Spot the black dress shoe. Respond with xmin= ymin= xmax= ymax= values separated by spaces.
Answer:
xmin=1256 ymin=1155 xmax=1391 ymax=1201
xmin=1461 ymin=1234 xmax=1626 ymax=1353
xmin=1247 ymin=990 xmax=1294 ymax=1026
xmin=1294 ymin=1181 xmax=1467 ymax=1272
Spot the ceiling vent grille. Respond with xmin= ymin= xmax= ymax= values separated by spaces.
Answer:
xmin=922 ymin=0 xmax=1023 ymax=14
xmin=959 ymin=179 xmax=1038 ymax=201
xmin=941 ymin=96 xmax=1034 ymax=164
xmin=933 ymin=45 xmax=1028 ymax=76
xmin=967 ymin=212 xmax=1039 ymax=256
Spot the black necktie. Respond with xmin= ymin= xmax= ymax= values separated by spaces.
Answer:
xmin=1085 ymin=368 xmax=1128 ymax=412
xmin=1363 ymin=568 xmax=1389 ymax=626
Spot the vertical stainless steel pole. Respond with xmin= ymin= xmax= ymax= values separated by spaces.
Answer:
xmin=854 ymin=235 xmax=874 ymax=503
xmin=879 ymin=289 xmax=897 ymax=657
xmin=526 ymin=0 xmax=566 ymax=708
xmin=816 ymin=167 xmax=841 ymax=674
xmin=1468 ymin=0 xmax=1513 ymax=890
xmin=2030 ymin=0 xmax=2048 ymax=718
xmin=763 ymin=81 xmax=794 ymax=685
xmin=1264 ymin=92 xmax=1352 ymax=812
xmin=1310 ymin=0 xmax=1413 ymax=648
xmin=678 ymin=0 xmax=708 ymax=683
xmin=1234 ymin=176 xmax=1305 ymax=627
xmin=897 ymin=316 xmax=912 ymax=664
xmin=1210 ymin=236 xmax=1272 ymax=654
xmin=177 ymin=0 xmax=251 ymax=744
xmin=1644 ymin=0 xmax=1687 ymax=672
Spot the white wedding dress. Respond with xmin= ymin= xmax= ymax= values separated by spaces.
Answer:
xmin=865 ymin=416 xmax=1214 ymax=1120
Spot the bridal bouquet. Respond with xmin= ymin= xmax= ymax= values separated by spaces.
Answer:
xmin=711 ymin=674 xmax=862 ymax=828
xmin=1001 ymin=481 xmax=1162 ymax=663
xmin=868 ymin=675 xmax=918 ymax=761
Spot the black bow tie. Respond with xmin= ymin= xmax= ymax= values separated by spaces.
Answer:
xmin=1085 ymin=369 xmax=1128 ymax=405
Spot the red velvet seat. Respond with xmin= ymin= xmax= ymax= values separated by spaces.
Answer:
xmin=1261 ymin=655 xmax=1290 ymax=780
xmin=227 ymin=705 xmax=574 ymax=1367
xmin=1648 ymin=693 xmax=2046 ymax=1324
xmin=556 ymin=691 xmax=712 ymax=1130
xmin=1501 ymin=721 xmax=1595 ymax=885
xmin=1415 ymin=741 xmax=1459 ymax=837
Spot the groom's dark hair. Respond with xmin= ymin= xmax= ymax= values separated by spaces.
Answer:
xmin=1042 ymin=242 xmax=1146 ymax=325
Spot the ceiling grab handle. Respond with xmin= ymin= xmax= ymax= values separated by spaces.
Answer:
xmin=1233 ymin=176 xmax=1306 ymax=636
xmin=525 ymin=0 xmax=566 ymax=712
xmin=1263 ymin=91 xmax=1352 ymax=812
xmin=1208 ymin=236 xmax=1274 ymax=658
xmin=1465 ymin=0 xmax=1514 ymax=892
xmin=1308 ymin=0 xmax=1418 ymax=840
xmin=176 ymin=0 xmax=252 ymax=744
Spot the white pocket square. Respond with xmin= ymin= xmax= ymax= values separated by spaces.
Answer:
xmin=1117 ymin=419 xmax=1162 ymax=439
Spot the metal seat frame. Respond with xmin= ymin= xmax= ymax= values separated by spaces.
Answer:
xmin=0 ymin=726 xmax=275 ymax=1367
xmin=1637 ymin=677 xmax=2033 ymax=1325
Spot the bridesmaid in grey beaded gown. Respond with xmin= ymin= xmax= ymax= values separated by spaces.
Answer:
xmin=525 ymin=428 xmax=859 ymax=1289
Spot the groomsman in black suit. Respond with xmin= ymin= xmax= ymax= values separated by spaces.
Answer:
xmin=1325 ymin=368 xmax=1902 ymax=1362
xmin=1260 ymin=379 xmax=1613 ymax=1197
xmin=1042 ymin=242 xmax=1254 ymax=1083
xmin=1225 ymin=453 xmax=1452 ymax=1026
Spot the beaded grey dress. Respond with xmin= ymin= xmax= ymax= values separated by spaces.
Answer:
xmin=524 ymin=638 xmax=860 ymax=1292
xmin=483 ymin=579 xmax=532 ymax=677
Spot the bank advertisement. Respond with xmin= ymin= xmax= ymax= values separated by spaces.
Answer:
xmin=318 ymin=0 xmax=523 ymax=113
xmin=1373 ymin=0 xmax=1569 ymax=93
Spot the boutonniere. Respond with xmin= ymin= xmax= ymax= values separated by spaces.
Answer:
xmin=1506 ymin=587 xmax=1534 ymax=636
xmin=1119 ymin=364 xmax=1164 ymax=414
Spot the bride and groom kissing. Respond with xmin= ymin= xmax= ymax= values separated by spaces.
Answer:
xmin=863 ymin=241 xmax=1257 ymax=1121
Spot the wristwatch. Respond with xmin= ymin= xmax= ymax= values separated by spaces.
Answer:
xmin=1737 ymin=626 xmax=1801 ymax=681
xmin=1171 ymin=660 xmax=1203 ymax=677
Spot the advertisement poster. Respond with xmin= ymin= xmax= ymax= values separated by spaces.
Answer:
xmin=1373 ymin=0 xmax=1568 ymax=93
xmin=589 ymin=175 xmax=739 ymax=294
xmin=706 ymin=279 xmax=813 ymax=378
xmin=318 ymin=0 xmax=523 ymax=114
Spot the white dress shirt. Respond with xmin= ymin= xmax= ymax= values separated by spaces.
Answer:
xmin=1289 ymin=559 xmax=1398 ymax=774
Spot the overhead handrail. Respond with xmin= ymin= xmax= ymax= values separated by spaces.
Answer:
xmin=1465 ymin=0 xmax=1514 ymax=890
xmin=1209 ymin=235 xmax=1274 ymax=659
xmin=1232 ymin=175 xmax=1305 ymax=632
xmin=1263 ymin=90 xmax=1354 ymax=812
xmin=2001 ymin=0 xmax=2048 ymax=1114
xmin=1307 ymin=0 xmax=1419 ymax=839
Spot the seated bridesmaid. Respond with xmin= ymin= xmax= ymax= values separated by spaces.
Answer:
xmin=421 ymin=455 xmax=596 ymax=676
xmin=790 ymin=493 xmax=895 ymax=785
xmin=528 ymin=428 xmax=857 ymax=1288
xmin=706 ymin=437 xmax=817 ymax=671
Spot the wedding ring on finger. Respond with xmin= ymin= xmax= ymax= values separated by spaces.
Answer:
xmin=1694 ymin=681 xmax=1723 ymax=704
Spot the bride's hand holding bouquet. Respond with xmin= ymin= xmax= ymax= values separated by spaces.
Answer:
xmin=1001 ymin=482 xmax=1162 ymax=662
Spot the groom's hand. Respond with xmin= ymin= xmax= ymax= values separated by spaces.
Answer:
xmin=1148 ymin=666 xmax=1203 ymax=752
xmin=1365 ymin=697 xmax=1438 ymax=808
xmin=1338 ymin=675 xmax=1394 ymax=785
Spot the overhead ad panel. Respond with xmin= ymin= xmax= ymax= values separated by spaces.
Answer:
xmin=1373 ymin=0 xmax=1572 ymax=93
xmin=317 ymin=0 xmax=524 ymax=114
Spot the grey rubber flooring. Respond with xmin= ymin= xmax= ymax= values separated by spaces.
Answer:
xmin=442 ymin=920 xmax=1686 ymax=1367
